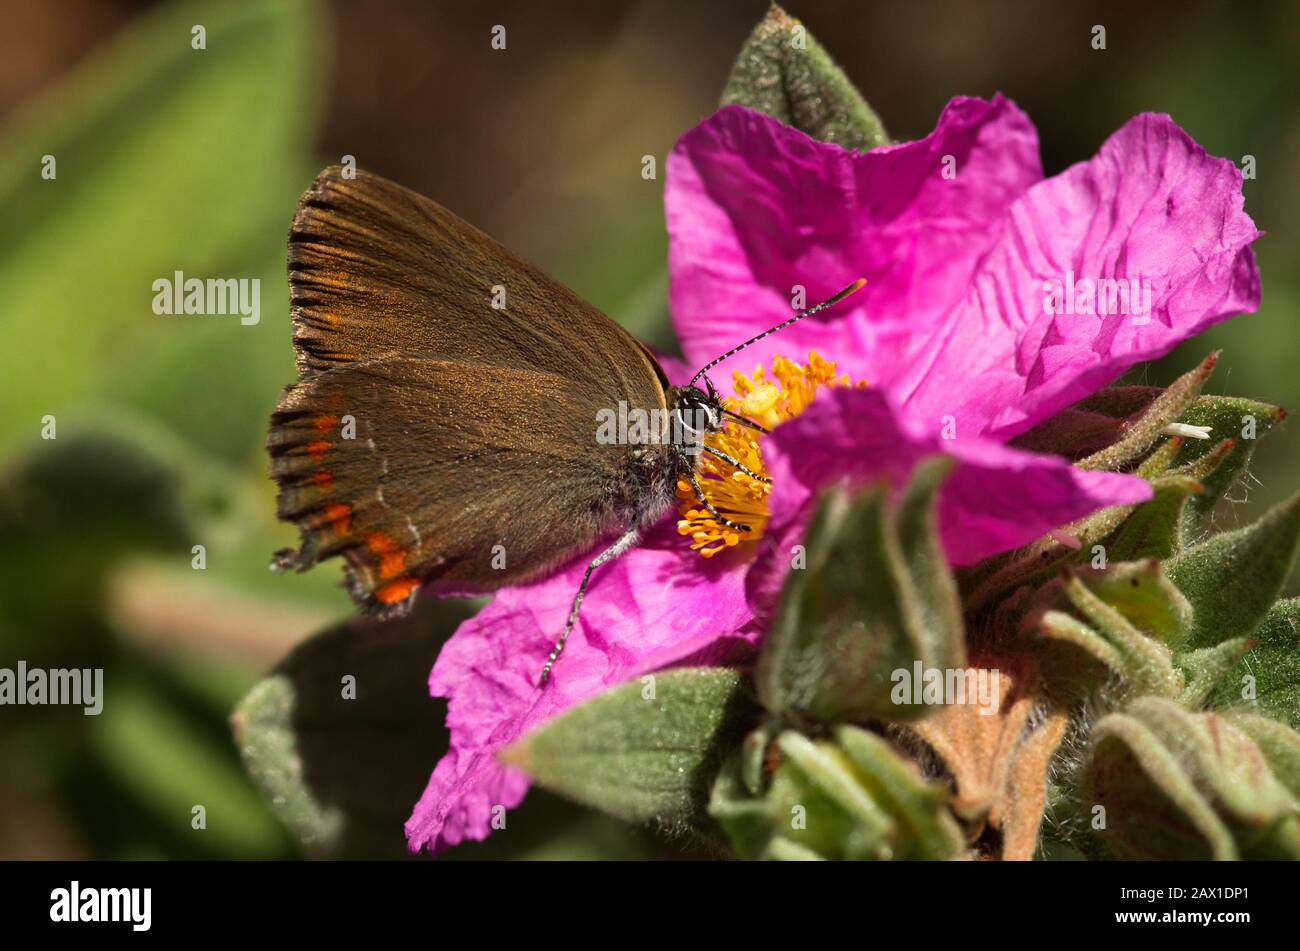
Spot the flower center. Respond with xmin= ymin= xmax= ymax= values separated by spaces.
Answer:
xmin=676 ymin=351 xmax=860 ymax=556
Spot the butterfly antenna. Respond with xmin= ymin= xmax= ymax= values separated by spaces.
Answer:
xmin=688 ymin=278 xmax=867 ymax=389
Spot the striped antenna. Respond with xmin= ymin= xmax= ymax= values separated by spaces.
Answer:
xmin=688 ymin=279 xmax=867 ymax=388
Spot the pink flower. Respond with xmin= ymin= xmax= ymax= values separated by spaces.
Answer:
xmin=405 ymin=95 xmax=1260 ymax=853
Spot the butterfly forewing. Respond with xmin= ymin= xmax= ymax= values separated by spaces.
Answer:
xmin=270 ymin=167 xmax=672 ymax=614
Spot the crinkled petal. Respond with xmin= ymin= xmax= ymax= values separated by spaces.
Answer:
xmin=666 ymin=96 xmax=1042 ymax=389
xmin=748 ymin=387 xmax=1152 ymax=611
xmin=887 ymin=112 xmax=1261 ymax=440
xmin=404 ymin=515 xmax=754 ymax=853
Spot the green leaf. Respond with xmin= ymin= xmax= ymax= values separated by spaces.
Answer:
xmin=1134 ymin=435 xmax=1186 ymax=479
xmin=708 ymin=727 xmax=961 ymax=860
xmin=1023 ymin=560 xmax=1190 ymax=697
xmin=1173 ymin=396 xmax=1286 ymax=534
xmin=1178 ymin=638 xmax=1253 ymax=709
xmin=1087 ymin=705 xmax=1236 ymax=860
xmin=758 ymin=462 xmax=963 ymax=724
xmin=1062 ymin=573 xmax=1180 ymax=697
xmin=0 ymin=0 xmax=322 ymax=459
xmin=831 ymin=725 xmax=964 ymax=859
xmin=1210 ymin=598 xmax=1300 ymax=728
xmin=1076 ymin=560 xmax=1193 ymax=648
xmin=1102 ymin=475 xmax=1199 ymax=560
xmin=233 ymin=674 xmax=341 ymax=852
xmin=708 ymin=753 xmax=779 ymax=859
xmin=1165 ymin=492 xmax=1300 ymax=649
xmin=1087 ymin=697 xmax=1300 ymax=860
xmin=1228 ymin=711 xmax=1300 ymax=799
xmin=894 ymin=458 xmax=965 ymax=669
xmin=234 ymin=598 xmax=473 ymax=858
xmin=770 ymin=731 xmax=896 ymax=859
xmin=961 ymin=497 xmax=1141 ymax=613
xmin=503 ymin=668 xmax=756 ymax=827
xmin=721 ymin=4 xmax=888 ymax=150
xmin=1077 ymin=353 xmax=1218 ymax=471
xmin=1036 ymin=609 xmax=1127 ymax=676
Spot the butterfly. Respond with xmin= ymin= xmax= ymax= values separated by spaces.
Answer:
xmin=268 ymin=166 xmax=862 ymax=683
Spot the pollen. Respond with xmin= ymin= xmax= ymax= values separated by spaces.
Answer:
xmin=676 ymin=351 xmax=860 ymax=557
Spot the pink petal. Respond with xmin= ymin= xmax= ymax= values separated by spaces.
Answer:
xmin=404 ymin=515 xmax=754 ymax=853
xmin=748 ymin=387 xmax=1152 ymax=611
xmin=886 ymin=112 xmax=1261 ymax=440
xmin=666 ymin=96 xmax=1043 ymax=389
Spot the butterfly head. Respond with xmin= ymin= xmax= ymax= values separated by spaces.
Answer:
xmin=669 ymin=379 xmax=726 ymax=449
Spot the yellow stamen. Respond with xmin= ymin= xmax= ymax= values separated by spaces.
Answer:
xmin=676 ymin=351 xmax=863 ymax=557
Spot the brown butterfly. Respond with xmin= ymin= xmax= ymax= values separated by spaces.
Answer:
xmin=268 ymin=166 xmax=861 ymax=683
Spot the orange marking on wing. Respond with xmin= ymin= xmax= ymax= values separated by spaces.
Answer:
xmin=364 ymin=531 xmax=408 ymax=579
xmin=308 ymin=468 xmax=335 ymax=490
xmin=306 ymin=440 xmax=331 ymax=461
xmin=313 ymin=414 xmax=340 ymax=432
xmin=364 ymin=531 xmax=401 ymax=554
xmin=375 ymin=576 xmax=419 ymax=604
xmin=321 ymin=503 xmax=352 ymax=534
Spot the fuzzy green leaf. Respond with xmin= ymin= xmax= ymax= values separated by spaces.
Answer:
xmin=832 ymin=725 xmax=965 ymax=859
xmin=709 ymin=727 xmax=961 ymax=861
xmin=1076 ymin=560 xmax=1193 ymax=648
xmin=758 ymin=461 xmax=963 ymax=723
xmin=1165 ymin=493 xmax=1300 ymax=650
xmin=1087 ymin=697 xmax=1300 ymax=860
xmin=757 ymin=486 xmax=913 ymax=721
xmin=962 ymin=498 xmax=1140 ymax=614
xmin=1210 ymin=598 xmax=1300 ymax=728
xmin=233 ymin=599 xmax=471 ymax=858
xmin=1102 ymin=475 xmax=1199 ymax=561
xmin=1077 ymin=353 xmax=1218 ymax=472
xmin=1087 ymin=709 xmax=1237 ymax=860
xmin=504 ymin=668 xmax=755 ymax=826
xmin=1173 ymin=396 xmax=1286 ymax=534
xmin=1028 ymin=561 xmax=1191 ymax=697
xmin=1228 ymin=712 xmax=1300 ymax=799
xmin=894 ymin=458 xmax=965 ymax=669
xmin=722 ymin=4 xmax=888 ymax=150
xmin=1063 ymin=573 xmax=1181 ymax=696
xmin=1178 ymin=638 xmax=1253 ymax=709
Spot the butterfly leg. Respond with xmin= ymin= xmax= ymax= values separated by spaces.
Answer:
xmin=684 ymin=466 xmax=751 ymax=533
xmin=539 ymin=526 xmax=642 ymax=687
xmin=703 ymin=445 xmax=770 ymax=483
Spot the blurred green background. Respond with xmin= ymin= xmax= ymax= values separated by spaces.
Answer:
xmin=0 ymin=0 xmax=1296 ymax=859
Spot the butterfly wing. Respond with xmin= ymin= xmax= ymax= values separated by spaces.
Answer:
xmin=287 ymin=166 xmax=667 ymax=394
xmin=269 ymin=168 xmax=672 ymax=614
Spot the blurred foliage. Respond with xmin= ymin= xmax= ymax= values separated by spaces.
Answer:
xmin=1 ymin=0 xmax=1298 ymax=859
